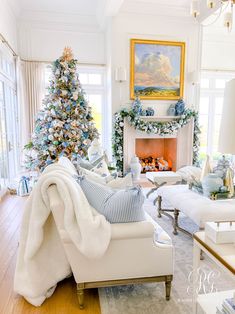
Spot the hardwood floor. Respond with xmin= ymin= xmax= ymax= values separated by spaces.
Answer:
xmin=0 ymin=194 xmax=101 ymax=314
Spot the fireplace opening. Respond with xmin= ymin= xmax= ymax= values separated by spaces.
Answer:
xmin=135 ymin=138 xmax=177 ymax=173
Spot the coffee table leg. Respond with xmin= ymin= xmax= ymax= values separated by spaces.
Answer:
xmin=157 ymin=196 xmax=162 ymax=218
xmin=173 ymin=209 xmax=179 ymax=235
xmin=146 ymin=186 xmax=159 ymax=198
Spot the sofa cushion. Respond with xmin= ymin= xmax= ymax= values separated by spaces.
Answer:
xmin=78 ymin=167 xmax=133 ymax=188
xmin=77 ymin=176 xmax=145 ymax=223
xmin=106 ymin=173 xmax=133 ymax=188
xmin=90 ymin=159 xmax=110 ymax=177
xmin=77 ymin=155 xmax=104 ymax=170
xmin=78 ymin=166 xmax=107 ymax=183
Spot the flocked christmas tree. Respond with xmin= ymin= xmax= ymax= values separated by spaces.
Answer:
xmin=25 ymin=47 xmax=99 ymax=171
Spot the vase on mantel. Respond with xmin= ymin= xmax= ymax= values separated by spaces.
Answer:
xmin=130 ymin=156 xmax=142 ymax=180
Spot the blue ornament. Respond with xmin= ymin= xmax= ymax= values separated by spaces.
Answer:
xmin=175 ymin=99 xmax=185 ymax=116
xmin=62 ymin=142 xmax=68 ymax=148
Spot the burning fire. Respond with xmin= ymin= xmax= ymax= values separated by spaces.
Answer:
xmin=139 ymin=157 xmax=172 ymax=173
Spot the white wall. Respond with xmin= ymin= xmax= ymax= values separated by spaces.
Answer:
xmin=202 ymin=26 xmax=235 ymax=71
xmin=107 ymin=13 xmax=202 ymax=115
xmin=0 ymin=0 xmax=18 ymax=53
xmin=18 ymin=18 xmax=105 ymax=64
xmin=17 ymin=10 xmax=202 ymax=115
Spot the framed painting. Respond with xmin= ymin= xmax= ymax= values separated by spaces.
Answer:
xmin=130 ymin=39 xmax=185 ymax=100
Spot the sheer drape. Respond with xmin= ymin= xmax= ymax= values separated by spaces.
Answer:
xmin=18 ymin=60 xmax=45 ymax=146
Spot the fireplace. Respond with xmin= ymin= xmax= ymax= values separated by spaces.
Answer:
xmin=135 ymin=138 xmax=177 ymax=173
xmin=123 ymin=116 xmax=194 ymax=173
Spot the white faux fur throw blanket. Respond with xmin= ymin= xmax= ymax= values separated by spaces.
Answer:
xmin=14 ymin=159 xmax=111 ymax=306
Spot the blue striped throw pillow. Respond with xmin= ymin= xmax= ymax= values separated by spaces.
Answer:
xmin=77 ymin=176 xmax=145 ymax=223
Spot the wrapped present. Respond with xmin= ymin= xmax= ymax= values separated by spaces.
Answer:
xmin=17 ymin=176 xmax=30 ymax=196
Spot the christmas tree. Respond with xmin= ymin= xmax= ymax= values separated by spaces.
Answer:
xmin=25 ymin=47 xmax=99 ymax=171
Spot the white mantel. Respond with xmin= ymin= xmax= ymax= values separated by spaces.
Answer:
xmin=123 ymin=116 xmax=194 ymax=172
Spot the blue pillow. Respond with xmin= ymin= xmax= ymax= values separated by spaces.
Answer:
xmin=77 ymin=176 xmax=145 ymax=223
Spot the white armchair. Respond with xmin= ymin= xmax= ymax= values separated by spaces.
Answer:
xmin=48 ymin=185 xmax=174 ymax=309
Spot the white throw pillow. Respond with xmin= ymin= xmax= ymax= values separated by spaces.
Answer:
xmin=176 ymin=166 xmax=201 ymax=182
xmin=107 ymin=173 xmax=133 ymax=188
xmin=91 ymin=159 xmax=110 ymax=177
xmin=78 ymin=166 xmax=133 ymax=188
xmin=78 ymin=166 xmax=107 ymax=184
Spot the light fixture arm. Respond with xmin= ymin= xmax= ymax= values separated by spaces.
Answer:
xmin=190 ymin=0 xmax=235 ymax=31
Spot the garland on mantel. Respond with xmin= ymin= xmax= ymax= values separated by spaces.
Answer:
xmin=113 ymin=108 xmax=201 ymax=174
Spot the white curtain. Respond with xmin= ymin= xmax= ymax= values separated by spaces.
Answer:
xmin=18 ymin=60 xmax=45 ymax=146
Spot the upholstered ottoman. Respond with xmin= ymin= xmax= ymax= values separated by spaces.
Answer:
xmin=146 ymin=171 xmax=183 ymax=203
xmin=156 ymin=185 xmax=235 ymax=235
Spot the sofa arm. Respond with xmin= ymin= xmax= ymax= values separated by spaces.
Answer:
xmin=111 ymin=220 xmax=155 ymax=240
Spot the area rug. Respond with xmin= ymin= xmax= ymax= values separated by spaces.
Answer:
xmin=98 ymin=189 xmax=234 ymax=314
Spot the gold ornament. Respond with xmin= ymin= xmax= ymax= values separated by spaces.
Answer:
xmin=62 ymin=47 xmax=74 ymax=61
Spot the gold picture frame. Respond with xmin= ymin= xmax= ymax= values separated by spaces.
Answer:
xmin=130 ymin=39 xmax=185 ymax=100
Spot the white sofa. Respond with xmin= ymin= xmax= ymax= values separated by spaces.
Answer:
xmin=48 ymin=184 xmax=174 ymax=309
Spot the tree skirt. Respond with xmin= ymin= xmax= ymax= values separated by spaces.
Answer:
xmin=98 ymin=189 xmax=234 ymax=314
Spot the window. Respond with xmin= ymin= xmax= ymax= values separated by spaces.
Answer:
xmin=78 ymin=67 xmax=106 ymax=143
xmin=0 ymin=44 xmax=20 ymax=191
xmin=199 ymin=71 xmax=235 ymax=161
xmin=44 ymin=65 xmax=107 ymax=147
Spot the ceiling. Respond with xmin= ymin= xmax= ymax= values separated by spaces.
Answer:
xmin=126 ymin=0 xmax=190 ymax=7
xmin=120 ymin=0 xmax=191 ymax=17
xmin=9 ymin=0 xmax=99 ymax=16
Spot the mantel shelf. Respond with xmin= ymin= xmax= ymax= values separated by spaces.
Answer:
xmin=139 ymin=115 xmax=181 ymax=120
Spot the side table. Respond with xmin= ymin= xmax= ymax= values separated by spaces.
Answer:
xmin=197 ymin=290 xmax=235 ymax=314
xmin=193 ymin=231 xmax=235 ymax=314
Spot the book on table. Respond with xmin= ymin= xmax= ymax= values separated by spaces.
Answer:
xmin=216 ymin=305 xmax=224 ymax=314
xmin=222 ymin=298 xmax=235 ymax=314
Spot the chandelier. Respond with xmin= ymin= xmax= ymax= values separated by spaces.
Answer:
xmin=190 ymin=0 xmax=235 ymax=31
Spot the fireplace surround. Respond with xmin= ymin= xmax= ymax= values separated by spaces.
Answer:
xmin=123 ymin=117 xmax=194 ymax=172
